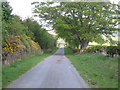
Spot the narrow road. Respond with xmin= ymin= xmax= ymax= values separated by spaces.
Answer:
xmin=7 ymin=47 xmax=90 ymax=88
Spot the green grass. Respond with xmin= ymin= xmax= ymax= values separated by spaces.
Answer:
xmin=0 ymin=61 xmax=2 ymax=89
xmin=64 ymin=47 xmax=74 ymax=55
xmin=2 ymin=47 xmax=58 ymax=88
xmin=64 ymin=47 xmax=119 ymax=88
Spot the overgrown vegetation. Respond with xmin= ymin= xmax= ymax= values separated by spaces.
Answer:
xmin=65 ymin=47 xmax=118 ymax=88
xmin=2 ymin=2 xmax=56 ymax=50
xmin=2 ymin=2 xmax=57 ymax=64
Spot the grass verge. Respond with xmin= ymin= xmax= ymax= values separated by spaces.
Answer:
xmin=64 ymin=47 xmax=118 ymax=88
xmin=2 ymin=47 xmax=58 ymax=88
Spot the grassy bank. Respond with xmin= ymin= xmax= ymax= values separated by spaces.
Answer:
xmin=2 ymin=47 xmax=58 ymax=88
xmin=65 ymin=48 xmax=118 ymax=88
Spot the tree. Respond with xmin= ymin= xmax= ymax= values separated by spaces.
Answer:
xmin=2 ymin=2 xmax=13 ymax=22
xmin=8 ymin=15 xmax=27 ymax=35
xmin=23 ymin=18 xmax=41 ymax=40
xmin=2 ymin=2 xmax=13 ymax=45
xmin=23 ymin=18 xmax=57 ymax=49
xmin=32 ymin=2 xmax=119 ymax=53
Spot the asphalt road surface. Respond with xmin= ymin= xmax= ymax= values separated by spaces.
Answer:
xmin=7 ymin=47 xmax=90 ymax=88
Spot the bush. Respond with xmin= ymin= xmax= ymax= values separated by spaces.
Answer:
xmin=85 ymin=45 xmax=106 ymax=53
xmin=2 ymin=35 xmax=41 ymax=64
xmin=85 ymin=45 xmax=120 ymax=57
xmin=106 ymin=46 xmax=119 ymax=57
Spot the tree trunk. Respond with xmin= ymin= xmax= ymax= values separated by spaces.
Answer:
xmin=79 ymin=40 xmax=89 ymax=54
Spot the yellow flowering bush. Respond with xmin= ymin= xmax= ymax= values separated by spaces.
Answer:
xmin=30 ymin=40 xmax=40 ymax=51
xmin=2 ymin=34 xmax=41 ymax=55
xmin=3 ymin=36 xmax=24 ymax=54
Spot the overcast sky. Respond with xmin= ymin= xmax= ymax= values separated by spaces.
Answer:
xmin=7 ymin=0 xmax=120 ymax=20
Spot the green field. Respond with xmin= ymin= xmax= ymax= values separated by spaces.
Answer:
xmin=65 ymin=48 xmax=118 ymax=88
xmin=2 ymin=48 xmax=58 ymax=88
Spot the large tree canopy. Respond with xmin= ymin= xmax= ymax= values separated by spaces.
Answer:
xmin=32 ymin=2 xmax=119 ymax=53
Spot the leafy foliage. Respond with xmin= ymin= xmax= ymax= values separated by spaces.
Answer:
xmin=106 ymin=46 xmax=120 ymax=57
xmin=8 ymin=16 xmax=27 ymax=35
xmin=23 ymin=18 xmax=57 ymax=49
xmin=83 ymin=45 xmax=120 ymax=57
xmin=32 ymin=2 xmax=119 ymax=53
xmin=85 ymin=45 xmax=106 ymax=53
xmin=2 ymin=2 xmax=57 ymax=50
xmin=2 ymin=2 xmax=13 ymax=22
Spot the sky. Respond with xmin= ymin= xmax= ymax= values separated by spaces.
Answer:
xmin=7 ymin=0 xmax=120 ymax=20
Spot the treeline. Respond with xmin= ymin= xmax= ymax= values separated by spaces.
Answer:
xmin=2 ymin=2 xmax=57 ymax=64
xmin=2 ymin=2 xmax=56 ymax=50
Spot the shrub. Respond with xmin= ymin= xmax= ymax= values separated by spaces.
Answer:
xmin=106 ymin=46 xmax=119 ymax=57
xmin=85 ymin=45 xmax=106 ymax=53
xmin=85 ymin=45 xmax=119 ymax=57
xmin=2 ymin=35 xmax=41 ymax=64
